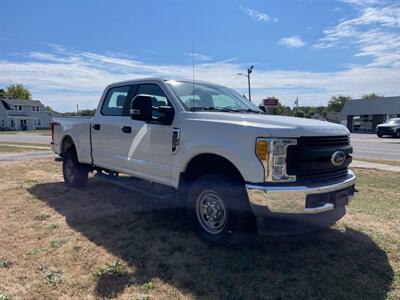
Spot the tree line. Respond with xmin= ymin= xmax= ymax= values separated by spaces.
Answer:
xmin=266 ymin=93 xmax=384 ymax=118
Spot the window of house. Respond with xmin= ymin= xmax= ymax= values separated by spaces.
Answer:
xmin=36 ymin=106 xmax=40 ymax=111
xmin=0 ymin=119 xmax=4 ymax=127
xmin=37 ymin=119 xmax=41 ymax=126
xmin=14 ymin=105 xmax=18 ymax=111
xmin=10 ymin=120 xmax=14 ymax=127
xmin=19 ymin=105 xmax=23 ymax=111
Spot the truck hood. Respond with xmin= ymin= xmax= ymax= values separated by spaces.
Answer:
xmin=191 ymin=112 xmax=349 ymax=137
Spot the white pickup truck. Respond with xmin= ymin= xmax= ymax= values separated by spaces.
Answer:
xmin=51 ymin=78 xmax=356 ymax=245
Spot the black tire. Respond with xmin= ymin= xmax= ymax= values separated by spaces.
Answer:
xmin=63 ymin=149 xmax=89 ymax=188
xmin=187 ymin=173 xmax=253 ymax=246
xmin=377 ymin=133 xmax=383 ymax=138
xmin=396 ymin=130 xmax=400 ymax=138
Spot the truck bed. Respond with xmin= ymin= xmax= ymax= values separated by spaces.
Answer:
xmin=52 ymin=116 xmax=93 ymax=165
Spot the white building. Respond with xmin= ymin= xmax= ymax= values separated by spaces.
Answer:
xmin=0 ymin=98 xmax=56 ymax=130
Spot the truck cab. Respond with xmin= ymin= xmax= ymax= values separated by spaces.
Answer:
xmin=51 ymin=78 xmax=356 ymax=245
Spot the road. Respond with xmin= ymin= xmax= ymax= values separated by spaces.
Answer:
xmin=351 ymin=133 xmax=400 ymax=161
xmin=0 ymin=133 xmax=51 ymax=144
xmin=0 ymin=132 xmax=399 ymax=161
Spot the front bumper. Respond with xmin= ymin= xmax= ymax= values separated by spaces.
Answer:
xmin=246 ymin=169 xmax=356 ymax=234
xmin=377 ymin=127 xmax=395 ymax=135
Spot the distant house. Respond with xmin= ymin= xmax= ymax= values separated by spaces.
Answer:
xmin=0 ymin=98 xmax=56 ymax=130
xmin=340 ymin=96 xmax=400 ymax=133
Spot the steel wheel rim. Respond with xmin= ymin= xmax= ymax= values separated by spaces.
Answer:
xmin=65 ymin=159 xmax=75 ymax=182
xmin=196 ymin=189 xmax=227 ymax=234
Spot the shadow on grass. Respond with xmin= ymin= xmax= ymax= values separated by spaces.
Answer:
xmin=28 ymin=179 xmax=393 ymax=299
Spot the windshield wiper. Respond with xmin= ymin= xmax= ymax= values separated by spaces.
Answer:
xmin=235 ymin=108 xmax=264 ymax=114
xmin=190 ymin=107 xmax=239 ymax=113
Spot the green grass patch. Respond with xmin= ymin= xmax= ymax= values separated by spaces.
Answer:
xmin=0 ymin=294 xmax=11 ymax=300
xmin=93 ymin=261 xmax=126 ymax=279
xmin=50 ymin=240 xmax=64 ymax=249
xmin=47 ymin=224 xmax=59 ymax=230
xmin=34 ymin=213 xmax=50 ymax=221
xmin=0 ymin=259 xmax=12 ymax=269
xmin=140 ymin=280 xmax=156 ymax=291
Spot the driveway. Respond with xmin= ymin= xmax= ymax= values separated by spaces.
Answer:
xmin=351 ymin=133 xmax=400 ymax=161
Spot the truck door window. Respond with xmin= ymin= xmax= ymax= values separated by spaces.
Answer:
xmin=135 ymin=84 xmax=171 ymax=118
xmin=101 ymin=86 xmax=131 ymax=116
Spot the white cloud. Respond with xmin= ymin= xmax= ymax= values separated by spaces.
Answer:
xmin=0 ymin=41 xmax=399 ymax=111
xmin=279 ymin=36 xmax=306 ymax=48
xmin=314 ymin=2 xmax=400 ymax=67
xmin=184 ymin=52 xmax=212 ymax=61
xmin=241 ymin=6 xmax=272 ymax=23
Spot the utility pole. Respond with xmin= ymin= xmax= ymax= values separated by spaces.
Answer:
xmin=76 ymin=104 xmax=79 ymax=114
xmin=238 ymin=65 xmax=254 ymax=102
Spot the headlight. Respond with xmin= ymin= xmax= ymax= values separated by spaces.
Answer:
xmin=256 ymin=138 xmax=297 ymax=182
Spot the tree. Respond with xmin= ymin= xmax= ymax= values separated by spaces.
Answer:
xmin=327 ymin=95 xmax=351 ymax=112
xmin=362 ymin=93 xmax=383 ymax=99
xmin=0 ymin=89 xmax=5 ymax=98
xmin=4 ymin=83 xmax=32 ymax=99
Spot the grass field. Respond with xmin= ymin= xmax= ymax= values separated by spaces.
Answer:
xmin=0 ymin=158 xmax=399 ymax=299
xmin=0 ymin=145 xmax=50 ymax=153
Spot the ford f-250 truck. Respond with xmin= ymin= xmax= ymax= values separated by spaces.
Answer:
xmin=51 ymin=78 xmax=356 ymax=245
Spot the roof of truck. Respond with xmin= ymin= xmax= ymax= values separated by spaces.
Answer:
xmin=108 ymin=77 xmax=225 ymax=88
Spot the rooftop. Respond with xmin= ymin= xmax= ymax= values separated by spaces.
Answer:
xmin=341 ymin=96 xmax=400 ymax=117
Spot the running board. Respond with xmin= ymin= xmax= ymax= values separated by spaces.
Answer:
xmin=94 ymin=172 xmax=176 ymax=200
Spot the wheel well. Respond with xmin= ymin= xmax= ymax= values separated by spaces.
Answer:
xmin=178 ymin=154 xmax=244 ymax=199
xmin=61 ymin=135 xmax=75 ymax=155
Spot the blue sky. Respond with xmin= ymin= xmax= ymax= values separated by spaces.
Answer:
xmin=1 ymin=0 xmax=399 ymax=111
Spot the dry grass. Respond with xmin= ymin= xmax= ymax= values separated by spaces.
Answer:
xmin=0 ymin=158 xmax=399 ymax=299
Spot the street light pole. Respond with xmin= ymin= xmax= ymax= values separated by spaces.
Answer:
xmin=247 ymin=65 xmax=253 ymax=102
xmin=238 ymin=65 xmax=254 ymax=102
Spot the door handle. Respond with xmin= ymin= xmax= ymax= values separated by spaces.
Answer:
xmin=121 ymin=126 xmax=132 ymax=133
xmin=93 ymin=124 xmax=100 ymax=130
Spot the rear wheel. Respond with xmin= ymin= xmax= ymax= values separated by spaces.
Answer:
xmin=377 ymin=133 xmax=383 ymax=138
xmin=63 ymin=149 xmax=89 ymax=188
xmin=187 ymin=173 xmax=253 ymax=245
xmin=396 ymin=130 xmax=400 ymax=138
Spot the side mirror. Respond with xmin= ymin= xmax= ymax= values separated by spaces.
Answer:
xmin=130 ymin=94 xmax=174 ymax=125
xmin=130 ymin=95 xmax=154 ymax=122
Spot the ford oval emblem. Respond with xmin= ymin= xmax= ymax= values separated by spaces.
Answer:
xmin=331 ymin=150 xmax=346 ymax=167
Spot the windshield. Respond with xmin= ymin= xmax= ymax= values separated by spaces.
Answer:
xmin=388 ymin=118 xmax=400 ymax=124
xmin=167 ymin=80 xmax=262 ymax=113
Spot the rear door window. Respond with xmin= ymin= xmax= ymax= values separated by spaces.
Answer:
xmin=101 ymin=85 xmax=136 ymax=116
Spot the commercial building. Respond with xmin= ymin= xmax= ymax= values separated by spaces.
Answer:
xmin=340 ymin=96 xmax=400 ymax=133
xmin=0 ymin=98 xmax=55 ymax=130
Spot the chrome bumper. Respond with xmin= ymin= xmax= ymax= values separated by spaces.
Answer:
xmin=246 ymin=170 xmax=356 ymax=216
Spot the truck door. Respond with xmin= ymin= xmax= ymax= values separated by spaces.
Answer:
xmin=125 ymin=83 xmax=175 ymax=186
xmin=91 ymin=85 xmax=137 ymax=171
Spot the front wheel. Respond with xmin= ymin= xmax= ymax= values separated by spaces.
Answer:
xmin=63 ymin=149 xmax=89 ymax=188
xmin=396 ymin=130 xmax=400 ymax=138
xmin=187 ymin=173 xmax=253 ymax=245
xmin=377 ymin=133 xmax=383 ymax=138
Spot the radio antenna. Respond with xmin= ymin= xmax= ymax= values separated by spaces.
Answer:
xmin=192 ymin=40 xmax=195 ymax=109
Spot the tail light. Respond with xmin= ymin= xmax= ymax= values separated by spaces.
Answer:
xmin=51 ymin=122 xmax=59 ymax=144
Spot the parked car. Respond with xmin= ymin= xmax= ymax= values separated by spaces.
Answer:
xmin=376 ymin=118 xmax=400 ymax=138
xmin=51 ymin=78 xmax=356 ymax=245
